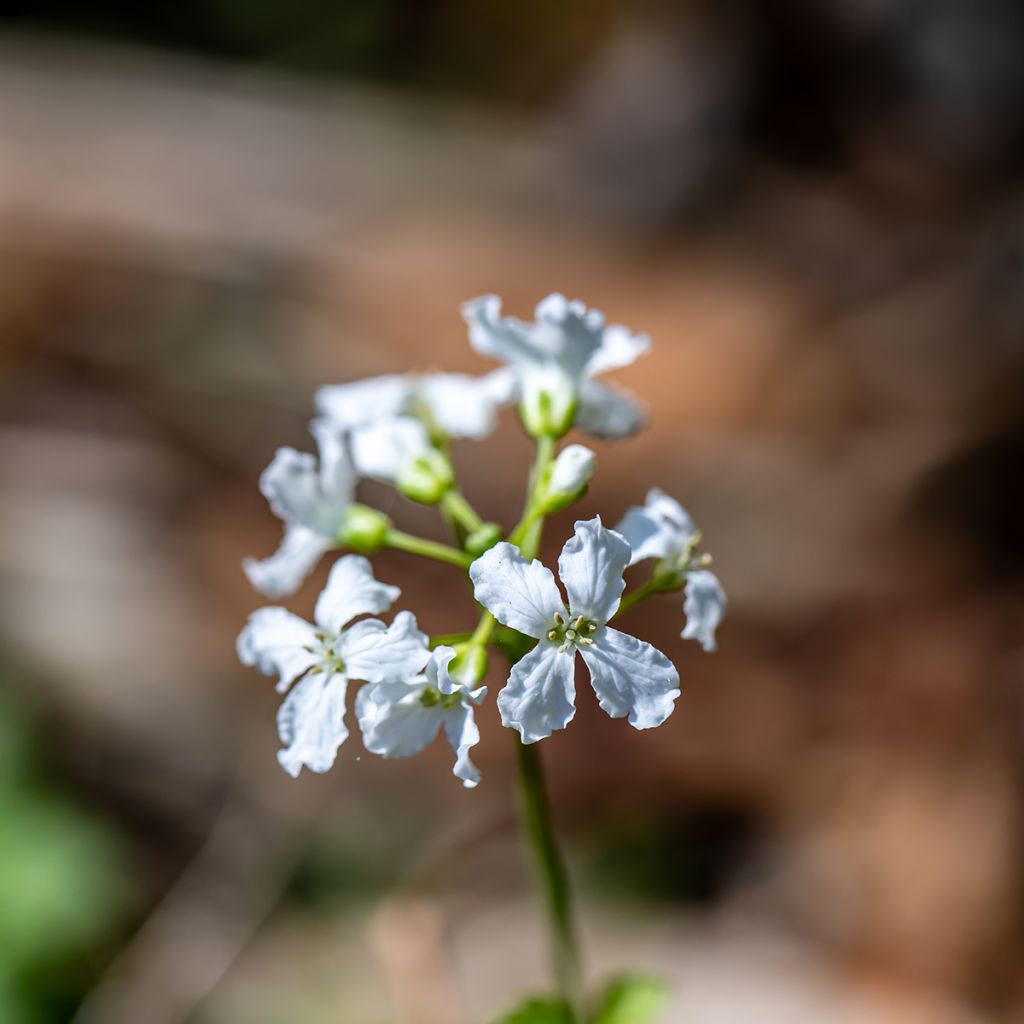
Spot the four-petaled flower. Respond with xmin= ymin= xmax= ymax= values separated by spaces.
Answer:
xmin=237 ymin=555 xmax=430 ymax=777
xmin=462 ymin=293 xmax=649 ymax=439
xmin=357 ymin=645 xmax=487 ymax=788
xmin=470 ymin=517 xmax=681 ymax=743
xmin=616 ymin=489 xmax=727 ymax=652
xmin=244 ymin=419 xmax=354 ymax=598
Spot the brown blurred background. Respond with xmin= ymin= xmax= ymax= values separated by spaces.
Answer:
xmin=1 ymin=1 xmax=1023 ymax=1022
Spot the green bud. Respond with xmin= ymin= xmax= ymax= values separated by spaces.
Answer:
xmin=396 ymin=449 xmax=455 ymax=504
xmin=465 ymin=522 xmax=503 ymax=557
xmin=338 ymin=504 xmax=391 ymax=553
xmin=450 ymin=645 xmax=489 ymax=686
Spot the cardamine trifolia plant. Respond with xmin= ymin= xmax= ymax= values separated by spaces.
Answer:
xmin=237 ymin=293 xmax=727 ymax=1023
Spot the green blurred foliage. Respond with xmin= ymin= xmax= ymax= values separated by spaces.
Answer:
xmin=591 ymin=975 xmax=668 ymax=1024
xmin=0 ymin=685 xmax=129 ymax=1023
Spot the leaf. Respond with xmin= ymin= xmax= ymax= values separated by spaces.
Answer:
xmin=492 ymin=995 xmax=574 ymax=1024
xmin=591 ymin=974 xmax=669 ymax=1024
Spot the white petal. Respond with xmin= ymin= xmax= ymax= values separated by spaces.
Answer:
xmin=470 ymin=542 xmax=565 ymax=639
xmin=237 ymin=606 xmax=318 ymax=693
xmin=339 ymin=610 xmax=430 ymax=682
xmin=584 ymin=324 xmax=650 ymax=376
xmin=482 ymin=366 xmax=519 ymax=403
xmin=532 ymin=293 xmax=606 ymax=378
xmin=243 ymin=522 xmax=333 ymax=598
xmin=277 ymin=671 xmax=349 ymax=777
xmin=549 ymin=444 xmax=596 ymax=495
xmin=615 ymin=489 xmax=694 ymax=566
xmin=258 ymin=444 xmax=351 ymax=538
xmin=497 ymin=641 xmax=577 ymax=743
xmin=314 ymin=555 xmax=400 ymax=633
xmin=417 ymin=373 xmax=503 ymax=439
xmin=575 ymin=379 xmax=646 ymax=438
xmin=310 ymin=418 xmax=357 ymax=507
xmin=462 ymin=294 xmax=544 ymax=369
xmin=350 ymin=416 xmax=432 ymax=482
xmin=682 ymin=570 xmax=727 ymax=652
xmin=314 ymin=374 xmax=413 ymax=430
xmin=426 ymin=645 xmax=458 ymax=695
xmin=356 ymin=679 xmax=442 ymax=759
xmin=443 ymin=703 xmax=482 ymax=787
xmin=557 ymin=517 xmax=630 ymax=624
xmin=579 ymin=627 xmax=680 ymax=729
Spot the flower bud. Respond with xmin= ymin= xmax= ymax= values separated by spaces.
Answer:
xmin=465 ymin=521 xmax=503 ymax=557
xmin=396 ymin=449 xmax=455 ymax=504
xmin=519 ymin=380 xmax=577 ymax=439
xmin=338 ymin=504 xmax=391 ymax=553
xmin=541 ymin=444 xmax=595 ymax=512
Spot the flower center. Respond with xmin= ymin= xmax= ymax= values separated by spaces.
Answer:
xmin=545 ymin=612 xmax=597 ymax=654
xmin=419 ymin=687 xmax=460 ymax=709
xmin=311 ymin=631 xmax=346 ymax=673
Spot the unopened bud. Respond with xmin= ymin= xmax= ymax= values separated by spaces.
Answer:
xmin=338 ymin=504 xmax=391 ymax=553
xmin=541 ymin=444 xmax=595 ymax=512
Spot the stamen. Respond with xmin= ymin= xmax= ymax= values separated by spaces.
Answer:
xmin=554 ymin=612 xmax=564 ymax=625
xmin=573 ymin=615 xmax=585 ymax=630
xmin=579 ymin=637 xmax=594 ymax=645
xmin=558 ymin=641 xmax=571 ymax=654
xmin=546 ymin=628 xmax=559 ymax=641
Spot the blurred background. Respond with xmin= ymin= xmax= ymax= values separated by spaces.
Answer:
xmin=1 ymin=1 xmax=1023 ymax=1021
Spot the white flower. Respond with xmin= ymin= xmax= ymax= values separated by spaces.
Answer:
xmin=469 ymin=517 xmax=680 ymax=743
xmin=461 ymin=293 xmax=649 ymax=439
xmin=615 ymin=488 xmax=726 ymax=652
xmin=237 ymin=556 xmax=430 ymax=777
xmin=356 ymin=645 xmax=487 ymax=788
xmin=349 ymin=415 xmax=454 ymax=503
xmin=243 ymin=420 xmax=355 ymax=598
xmin=316 ymin=371 xmax=513 ymax=440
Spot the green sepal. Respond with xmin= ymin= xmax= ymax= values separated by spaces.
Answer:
xmin=466 ymin=521 xmax=503 ymax=557
xmin=396 ymin=449 xmax=455 ymax=504
xmin=449 ymin=644 xmax=488 ymax=686
xmin=491 ymin=995 xmax=573 ymax=1024
xmin=591 ymin=974 xmax=669 ymax=1024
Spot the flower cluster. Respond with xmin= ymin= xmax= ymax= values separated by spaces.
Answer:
xmin=237 ymin=294 xmax=726 ymax=787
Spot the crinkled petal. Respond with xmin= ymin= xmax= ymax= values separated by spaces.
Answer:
xmin=682 ymin=570 xmax=727 ymax=652
xmin=531 ymin=293 xmax=606 ymax=378
xmin=579 ymin=627 xmax=680 ymax=729
xmin=237 ymin=606 xmax=319 ymax=693
xmin=310 ymin=418 xmax=356 ymax=506
xmin=558 ymin=517 xmax=630 ymax=624
xmin=443 ymin=703 xmax=482 ymax=788
xmin=417 ymin=373 xmax=502 ymax=440
xmin=243 ymin=522 xmax=333 ymax=599
xmin=584 ymin=324 xmax=650 ymax=376
xmin=258 ymin=446 xmax=349 ymax=537
xmin=350 ymin=416 xmax=432 ymax=482
xmin=482 ymin=366 xmax=518 ymax=403
xmin=575 ymin=379 xmax=646 ymax=438
xmin=277 ymin=670 xmax=349 ymax=777
xmin=496 ymin=641 xmax=577 ymax=743
xmin=339 ymin=610 xmax=430 ymax=682
xmin=616 ymin=489 xmax=694 ymax=566
xmin=470 ymin=542 xmax=565 ymax=639
xmin=462 ymin=294 xmax=545 ymax=369
xmin=314 ymin=374 xmax=413 ymax=430
xmin=314 ymin=555 xmax=400 ymax=633
xmin=356 ymin=679 xmax=441 ymax=759
xmin=427 ymin=645 xmax=459 ymax=696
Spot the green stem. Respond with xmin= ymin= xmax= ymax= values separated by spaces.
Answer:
xmin=441 ymin=489 xmax=484 ymax=534
xmin=469 ymin=610 xmax=496 ymax=648
xmin=516 ymin=738 xmax=583 ymax=1020
xmin=428 ymin=631 xmax=473 ymax=649
xmin=511 ymin=433 xmax=556 ymax=556
xmin=384 ymin=529 xmax=472 ymax=569
xmin=615 ymin=578 xmax=662 ymax=617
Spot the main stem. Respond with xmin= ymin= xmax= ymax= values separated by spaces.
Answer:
xmin=516 ymin=738 xmax=583 ymax=1020
xmin=511 ymin=431 xmax=584 ymax=1019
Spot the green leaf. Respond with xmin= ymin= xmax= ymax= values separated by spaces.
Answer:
xmin=492 ymin=995 xmax=573 ymax=1024
xmin=592 ymin=974 xmax=669 ymax=1024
